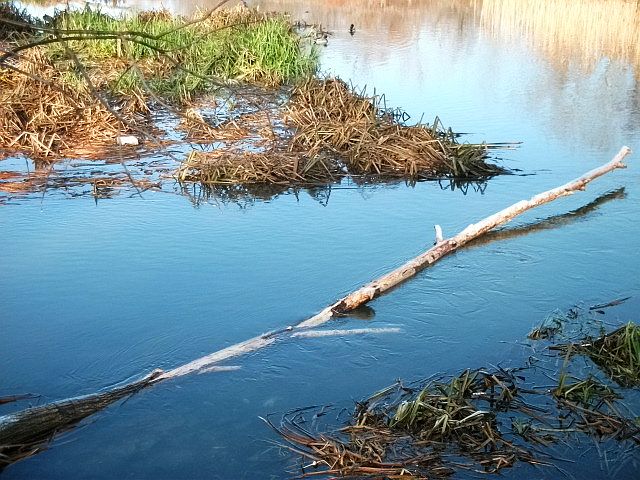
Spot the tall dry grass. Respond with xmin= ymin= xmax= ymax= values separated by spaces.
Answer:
xmin=479 ymin=0 xmax=640 ymax=72
xmin=257 ymin=0 xmax=639 ymax=74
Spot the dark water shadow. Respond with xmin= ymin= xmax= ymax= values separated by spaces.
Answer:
xmin=467 ymin=187 xmax=627 ymax=250
xmin=178 ymin=175 xmax=497 ymax=208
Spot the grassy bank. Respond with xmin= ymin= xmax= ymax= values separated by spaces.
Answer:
xmin=45 ymin=5 xmax=317 ymax=98
xmin=42 ymin=5 xmax=315 ymax=97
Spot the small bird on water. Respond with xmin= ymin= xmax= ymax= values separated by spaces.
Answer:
xmin=314 ymin=32 xmax=328 ymax=45
xmin=349 ymin=24 xmax=355 ymax=36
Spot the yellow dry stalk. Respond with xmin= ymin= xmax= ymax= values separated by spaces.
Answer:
xmin=0 ymin=47 xmax=138 ymax=159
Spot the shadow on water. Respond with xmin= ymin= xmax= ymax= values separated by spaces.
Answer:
xmin=468 ymin=187 xmax=627 ymax=249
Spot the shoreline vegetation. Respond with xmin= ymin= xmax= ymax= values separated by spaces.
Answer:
xmin=268 ymin=308 xmax=640 ymax=479
xmin=0 ymin=1 xmax=503 ymax=194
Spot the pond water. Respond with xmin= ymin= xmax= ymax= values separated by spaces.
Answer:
xmin=2 ymin=0 xmax=640 ymax=478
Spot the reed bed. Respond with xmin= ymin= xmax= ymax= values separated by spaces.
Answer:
xmin=269 ymin=369 xmax=538 ymax=478
xmin=0 ymin=48 xmax=137 ymax=159
xmin=0 ymin=4 xmax=316 ymax=159
xmin=179 ymin=78 xmax=504 ymax=185
xmin=180 ymin=109 xmax=279 ymax=143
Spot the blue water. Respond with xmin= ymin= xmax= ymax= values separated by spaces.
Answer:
xmin=2 ymin=1 xmax=640 ymax=478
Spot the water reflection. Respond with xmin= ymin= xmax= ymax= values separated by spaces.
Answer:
xmin=251 ymin=0 xmax=639 ymax=153
xmin=17 ymin=0 xmax=640 ymax=78
xmin=2 ymin=2 xmax=640 ymax=479
xmin=250 ymin=0 xmax=639 ymax=76
xmin=480 ymin=0 xmax=640 ymax=77
xmin=469 ymin=187 xmax=627 ymax=249
xmin=177 ymin=175 xmax=494 ymax=208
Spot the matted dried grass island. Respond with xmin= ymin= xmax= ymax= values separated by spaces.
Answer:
xmin=178 ymin=78 xmax=507 ymax=185
xmin=1 ymin=3 xmax=506 ymax=191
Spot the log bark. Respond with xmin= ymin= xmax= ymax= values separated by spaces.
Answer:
xmin=0 ymin=369 xmax=162 ymax=468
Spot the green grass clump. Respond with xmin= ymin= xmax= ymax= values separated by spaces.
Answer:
xmin=390 ymin=370 xmax=491 ymax=439
xmin=554 ymin=375 xmax=620 ymax=408
xmin=44 ymin=6 xmax=317 ymax=101
xmin=583 ymin=322 xmax=640 ymax=387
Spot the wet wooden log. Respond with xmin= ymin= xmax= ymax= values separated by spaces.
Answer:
xmin=297 ymin=146 xmax=631 ymax=327
xmin=0 ymin=369 xmax=162 ymax=469
xmin=155 ymin=146 xmax=631 ymax=379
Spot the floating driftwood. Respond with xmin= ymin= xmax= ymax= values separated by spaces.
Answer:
xmin=297 ymin=146 xmax=632 ymax=328
xmin=0 ymin=147 xmax=631 ymax=468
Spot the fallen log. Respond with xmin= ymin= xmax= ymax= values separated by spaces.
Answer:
xmin=297 ymin=146 xmax=632 ymax=327
xmin=153 ymin=147 xmax=631 ymax=381
xmin=0 ymin=369 xmax=162 ymax=469
xmin=0 ymin=146 xmax=631 ymax=468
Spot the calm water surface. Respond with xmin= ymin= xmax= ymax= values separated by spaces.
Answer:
xmin=1 ymin=1 xmax=640 ymax=478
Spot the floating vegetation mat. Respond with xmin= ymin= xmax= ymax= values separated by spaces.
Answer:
xmin=287 ymin=78 xmax=503 ymax=178
xmin=178 ymin=78 xmax=508 ymax=185
xmin=179 ymin=150 xmax=338 ymax=184
xmin=269 ymin=312 xmax=640 ymax=478
xmin=0 ymin=4 xmax=315 ymax=160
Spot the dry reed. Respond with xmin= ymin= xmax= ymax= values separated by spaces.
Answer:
xmin=286 ymin=78 xmax=500 ymax=178
xmin=480 ymin=0 xmax=640 ymax=74
xmin=178 ymin=149 xmax=337 ymax=184
xmin=179 ymin=78 xmax=503 ymax=186
xmin=0 ymin=48 xmax=139 ymax=159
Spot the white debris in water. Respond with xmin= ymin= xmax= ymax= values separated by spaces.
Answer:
xmin=116 ymin=135 xmax=139 ymax=146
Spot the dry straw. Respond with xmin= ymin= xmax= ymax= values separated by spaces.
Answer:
xmin=0 ymin=48 xmax=138 ymax=159
xmin=178 ymin=150 xmax=337 ymax=184
xmin=179 ymin=78 xmax=503 ymax=185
